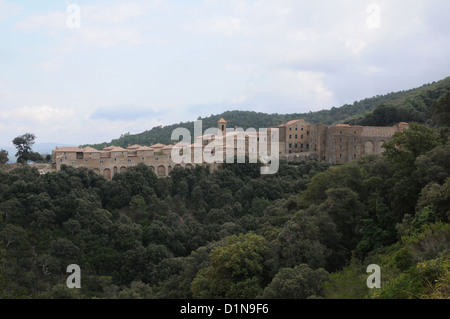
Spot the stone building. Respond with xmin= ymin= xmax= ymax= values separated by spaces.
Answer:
xmin=278 ymin=120 xmax=409 ymax=164
xmin=52 ymin=118 xmax=409 ymax=179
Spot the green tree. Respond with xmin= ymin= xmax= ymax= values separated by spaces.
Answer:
xmin=12 ymin=133 xmax=43 ymax=163
xmin=383 ymin=123 xmax=440 ymax=165
xmin=261 ymin=264 xmax=329 ymax=299
xmin=191 ymin=233 xmax=268 ymax=299
xmin=432 ymin=90 xmax=450 ymax=126
xmin=323 ymin=257 xmax=369 ymax=299
xmin=0 ymin=150 xmax=8 ymax=165
xmin=382 ymin=123 xmax=441 ymax=219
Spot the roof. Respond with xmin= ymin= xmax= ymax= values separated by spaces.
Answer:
xmin=54 ymin=147 xmax=83 ymax=152
xmin=286 ymin=119 xmax=301 ymax=126
xmin=151 ymin=143 xmax=166 ymax=149
xmin=218 ymin=118 xmax=227 ymax=123
xmin=126 ymin=144 xmax=141 ymax=150
xmin=107 ymin=146 xmax=127 ymax=152
xmin=162 ymin=145 xmax=174 ymax=150
xmin=83 ymin=146 xmax=100 ymax=153
xmin=173 ymin=142 xmax=190 ymax=147
xmin=136 ymin=146 xmax=154 ymax=151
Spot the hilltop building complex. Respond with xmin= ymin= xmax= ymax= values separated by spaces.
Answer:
xmin=52 ymin=118 xmax=409 ymax=179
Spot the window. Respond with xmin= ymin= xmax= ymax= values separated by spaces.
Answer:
xmin=100 ymin=160 xmax=104 ymax=164
xmin=289 ymin=127 xmax=292 ymax=131
xmin=289 ymin=144 xmax=292 ymax=148
xmin=301 ymin=135 xmax=303 ymax=139
xmin=295 ymin=135 xmax=298 ymax=139
xmin=339 ymin=137 xmax=342 ymax=141
xmin=354 ymin=137 xmax=357 ymax=141
xmin=340 ymin=145 xmax=342 ymax=150
xmin=301 ymin=127 xmax=304 ymax=131
xmin=339 ymin=154 xmax=342 ymax=158
xmin=289 ymin=134 xmax=292 ymax=139
xmin=307 ymin=144 xmax=309 ymax=149
xmin=354 ymin=154 xmax=357 ymax=158
xmin=295 ymin=144 xmax=298 ymax=148
xmin=128 ymin=159 xmax=132 ymax=163
xmin=307 ymin=131 xmax=309 ymax=135
xmin=295 ymin=127 xmax=298 ymax=131
xmin=301 ymin=144 xmax=303 ymax=148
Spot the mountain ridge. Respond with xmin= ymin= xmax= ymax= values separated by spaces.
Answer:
xmin=82 ymin=76 xmax=450 ymax=149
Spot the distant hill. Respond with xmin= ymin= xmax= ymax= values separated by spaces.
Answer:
xmin=83 ymin=76 xmax=450 ymax=149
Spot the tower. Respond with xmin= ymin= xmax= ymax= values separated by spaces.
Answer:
xmin=218 ymin=118 xmax=227 ymax=136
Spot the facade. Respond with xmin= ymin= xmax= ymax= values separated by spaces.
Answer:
xmin=52 ymin=118 xmax=409 ymax=179
xmin=279 ymin=120 xmax=409 ymax=164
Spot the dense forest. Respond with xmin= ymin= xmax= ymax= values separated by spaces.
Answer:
xmin=1 ymin=78 xmax=449 ymax=299
xmin=82 ymin=77 xmax=450 ymax=149
xmin=1 ymin=122 xmax=449 ymax=299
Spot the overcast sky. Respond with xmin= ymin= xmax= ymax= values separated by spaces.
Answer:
xmin=0 ymin=0 xmax=449 ymax=147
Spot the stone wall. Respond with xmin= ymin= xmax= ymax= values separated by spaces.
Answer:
xmin=52 ymin=119 xmax=409 ymax=178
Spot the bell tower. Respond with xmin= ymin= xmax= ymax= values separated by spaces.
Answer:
xmin=218 ymin=118 xmax=227 ymax=136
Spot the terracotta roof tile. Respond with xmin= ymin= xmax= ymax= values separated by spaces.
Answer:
xmin=55 ymin=147 xmax=83 ymax=152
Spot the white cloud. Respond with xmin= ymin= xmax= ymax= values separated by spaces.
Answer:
xmin=0 ymin=0 xmax=21 ymax=21
xmin=0 ymin=104 xmax=164 ymax=146
xmin=14 ymin=11 xmax=66 ymax=31
xmin=2 ymin=0 xmax=449 ymax=146
xmin=0 ymin=105 xmax=76 ymax=125
xmin=14 ymin=1 xmax=165 ymax=48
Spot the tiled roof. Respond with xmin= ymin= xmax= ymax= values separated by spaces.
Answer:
xmin=127 ymin=144 xmax=141 ymax=149
xmin=83 ymin=146 xmax=100 ymax=153
xmin=286 ymin=119 xmax=301 ymax=126
xmin=55 ymin=147 xmax=83 ymax=152
xmin=108 ymin=146 xmax=127 ymax=152
xmin=136 ymin=146 xmax=154 ymax=151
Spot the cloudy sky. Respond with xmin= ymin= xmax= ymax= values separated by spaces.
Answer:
xmin=0 ymin=0 xmax=449 ymax=147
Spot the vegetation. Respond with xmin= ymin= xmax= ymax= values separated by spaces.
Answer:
xmin=12 ymin=133 xmax=44 ymax=164
xmin=82 ymin=77 xmax=450 ymax=150
xmin=1 ymin=77 xmax=449 ymax=299
xmin=0 ymin=121 xmax=449 ymax=299
xmin=0 ymin=150 xmax=8 ymax=166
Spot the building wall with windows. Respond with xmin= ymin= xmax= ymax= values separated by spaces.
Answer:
xmin=52 ymin=118 xmax=409 ymax=179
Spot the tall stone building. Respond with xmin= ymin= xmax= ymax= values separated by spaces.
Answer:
xmin=278 ymin=119 xmax=409 ymax=164
xmin=52 ymin=118 xmax=409 ymax=179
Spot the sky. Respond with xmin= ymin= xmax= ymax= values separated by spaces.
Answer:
xmin=0 ymin=0 xmax=449 ymax=147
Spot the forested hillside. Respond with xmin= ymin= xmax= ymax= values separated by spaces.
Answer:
xmin=1 ymin=121 xmax=449 ymax=299
xmin=83 ymin=77 xmax=450 ymax=149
